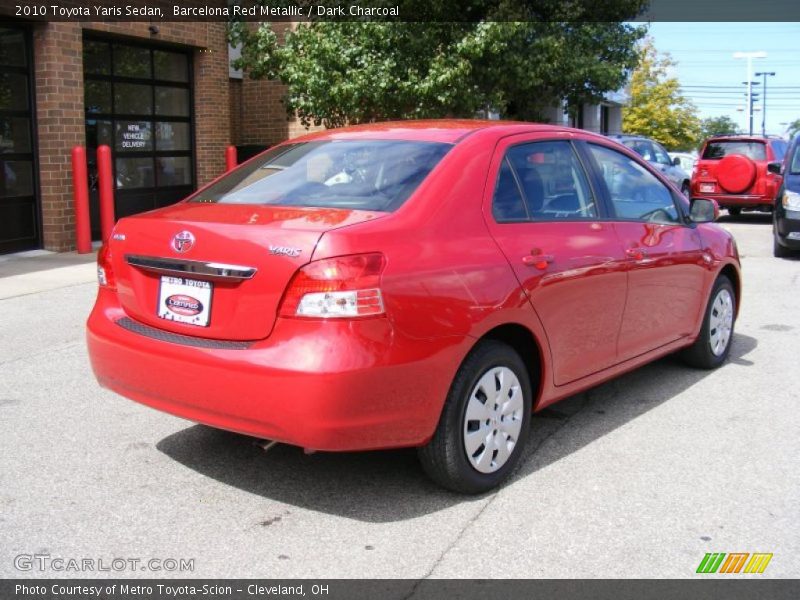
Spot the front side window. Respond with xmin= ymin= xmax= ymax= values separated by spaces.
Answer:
xmin=702 ymin=140 xmax=767 ymax=161
xmin=192 ymin=140 xmax=451 ymax=212
xmin=589 ymin=144 xmax=680 ymax=224
xmin=492 ymin=140 xmax=597 ymax=222
xmin=789 ymin=143 xmax=800 ymax=175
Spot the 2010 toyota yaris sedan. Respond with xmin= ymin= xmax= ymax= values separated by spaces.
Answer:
xmin=87 ymin=120 xmax=741 ymax=493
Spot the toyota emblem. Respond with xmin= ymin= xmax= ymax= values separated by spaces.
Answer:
xmin=172 ymin=230 xmax=195 ymax=253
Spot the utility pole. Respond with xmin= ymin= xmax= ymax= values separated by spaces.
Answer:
xmin=755 ymin=71 xmax=776 ymax=136
xmin=742 ymin=81 xmax=760 ymax=136
xmin=733 ymin=51 xmax=767 ymax=135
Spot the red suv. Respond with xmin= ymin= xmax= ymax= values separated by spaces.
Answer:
xmin=692 ymin=135 xmax=786 ymax=215
xmin=87 ymin=121 xmax=741 ymax=493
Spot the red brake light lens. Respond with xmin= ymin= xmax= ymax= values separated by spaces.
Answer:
xmin=97 ymin=243 xmax=116 ymax=290
xmin=279 ymin=253 xmax=386 ymax=319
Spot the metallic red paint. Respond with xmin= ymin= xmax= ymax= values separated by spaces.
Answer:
xmin=87 ymin=121 xmax=741 ymax=452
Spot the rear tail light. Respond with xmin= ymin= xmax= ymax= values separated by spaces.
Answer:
xmin=279 ymin=253 xmax=386 ymax=319
xmin=97 ymin=243 xmax=116 ymax=290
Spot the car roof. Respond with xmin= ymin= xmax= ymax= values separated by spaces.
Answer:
xmin=704 ymin=135 xmax=776 ymax=143
xmin=288 ymin=119 xmax=607 ymax=145
xmin=607 ymin=134 xmax=651 ymax=142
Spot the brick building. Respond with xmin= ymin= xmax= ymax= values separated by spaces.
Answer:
xmin=0 ymin=19 xmax=309 ymax=254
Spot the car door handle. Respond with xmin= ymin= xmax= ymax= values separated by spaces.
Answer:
xmin=625 ymin=247 xmax=649 ymax=260
xmin=522 ymin=254 xmax=555 ymax=268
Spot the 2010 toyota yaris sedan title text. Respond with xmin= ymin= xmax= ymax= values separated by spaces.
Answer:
xmin=87 ymin=120 xmax=741 ymax=493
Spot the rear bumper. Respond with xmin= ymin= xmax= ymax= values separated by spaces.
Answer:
xmin=694 ymin=193 xmax=773 ymax=209
xmin=87 ymin=290 xmax=466 ymax=451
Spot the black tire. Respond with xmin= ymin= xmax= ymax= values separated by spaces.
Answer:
xmin=418 ymin=340 xmax=533 ymax=494
xmin=773 ymin=235 xmax=792 ymax=258
xmin=681 ymin=275 xmax=736 ymax=369
xmin=728 ymin=208 xmax=741 ymax=217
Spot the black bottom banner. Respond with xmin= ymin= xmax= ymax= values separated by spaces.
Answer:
xmin=2 ymin=579 xmax=799 ymax=600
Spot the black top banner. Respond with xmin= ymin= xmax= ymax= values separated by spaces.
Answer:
xmin=1 ymin=0 xmax=800 ymax=22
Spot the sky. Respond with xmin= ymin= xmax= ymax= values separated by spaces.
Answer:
xmin=645 ymin=22 xmax=800 ymax=135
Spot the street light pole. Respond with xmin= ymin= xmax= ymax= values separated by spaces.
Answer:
xmin=742 ymin=82 xmax=760 ymax=136
xmin=733 ymin=51 xmax=767 ymax=135
xmin=755 ymin=71 xmax=776 ymax=136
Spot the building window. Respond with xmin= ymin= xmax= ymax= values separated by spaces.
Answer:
xmin=83 ymin=37 xmax=194 ymax=237
xmin=600 ymin=105 xmax=610 ymax=135
xmin=0 ymin=26 xmax=39 ymax=253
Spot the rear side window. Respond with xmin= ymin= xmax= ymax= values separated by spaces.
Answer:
xmin=492 ymin=158 xmax=528 ymax=222
xmin=191 ymin=140 xmax=451 ymax=212
xmin=492 ymin=140 xmax=597 ymax=222
xmin=702 ymin=141 xmax=766 ymax=161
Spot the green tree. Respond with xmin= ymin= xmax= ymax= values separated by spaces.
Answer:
xmin=622 ymin=39 xmax=701 ymax=151
xmin=700 ymin=115 xmax=739 ymax=139
xmin=230 ymin=2 xmax=647 ymax=128
xmin=786 ymin=118 xmax=800 ymax=138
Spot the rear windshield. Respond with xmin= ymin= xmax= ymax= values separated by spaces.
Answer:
xmin=702 ymin=141 xmax=766 ymax=161
xmin=191 ymin=140 xmax=451 ymax=212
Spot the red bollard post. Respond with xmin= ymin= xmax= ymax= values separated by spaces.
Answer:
xmin=225 ymin=145 xmax=237 ymax=172
xmin=71 ymin=146 xmax=92 ymax=254
xmin=97 ymin=144 xmax=115 ymax=242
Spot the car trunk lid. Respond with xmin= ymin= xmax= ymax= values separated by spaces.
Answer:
xmin=108 ymin=203 xmax=384 ymax=340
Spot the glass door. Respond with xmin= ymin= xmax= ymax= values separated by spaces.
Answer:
xmin=0 ymin=26 xmax=39 ymax=254
xmin=83 ymin=37 xmax=194 ymax=239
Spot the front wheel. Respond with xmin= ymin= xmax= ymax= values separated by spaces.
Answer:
xmin=418 ymin=340 xmax=532 ymax=494
xmin=680 ymin=275 xmax=736 ymax=369
xmin=774 ymin=235 xmax=792 ymax=258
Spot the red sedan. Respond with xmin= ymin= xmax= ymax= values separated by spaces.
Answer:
xmin=87 ymin=121 xmax=741 ymax=493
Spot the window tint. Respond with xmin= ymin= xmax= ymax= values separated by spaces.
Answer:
xmin=492 ymin=158 xmax=527 ymax=222
xmin=790 ymin=143 xmax=800 ymax=175
xmin=771 ymin=140 xmax=787 ymax=161
xmin=154 ymin=51 xmax=188 ymax=82
xmin=623 ymin=140 xmax=655 ymax=162
xmin=493 ymin=140 xmax=596 ymax=222
xmin=113 ymin=45 xmax=151 ymax=78
xmin=0 ymin=28 xmax=27 ymax=67
xmin=652 ymin=143 xmax=672 ymax=166
xmin=192 ymin=140 xmax=450 ymax=212
xmin=589 ymin=144 xmax=680 ymax=224
xmin=0 ymin=117 xmax=31 ymax=153
xmin=702 ymin=141 xmax=766 ymax=161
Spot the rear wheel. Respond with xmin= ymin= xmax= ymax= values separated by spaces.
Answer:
xmin=681 ymin=275 xmax=736 ymax=369
xmin=728 ymin=207 xmax=741 ymax=217
xmin=418 ymin=340 xmax=532 ymax=494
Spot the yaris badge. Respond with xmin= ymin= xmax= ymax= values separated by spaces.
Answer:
xmin=172 ymin=231 xmax=195 ymax=253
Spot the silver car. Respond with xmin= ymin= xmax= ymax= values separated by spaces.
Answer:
xmin=609 ymin=135 xmax=691 ymax=196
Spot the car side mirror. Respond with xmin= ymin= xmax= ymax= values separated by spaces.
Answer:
xmin=690 ymin=198 xmax=719 ymax=223
xmin=767 ymin=161 xmax=783 ymax=175
xmin=672 ymin=157 xmax=681 ymax=167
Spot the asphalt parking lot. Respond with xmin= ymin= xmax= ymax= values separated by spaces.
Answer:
xmin=1 ymin=214 xmax=798 ymax=579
